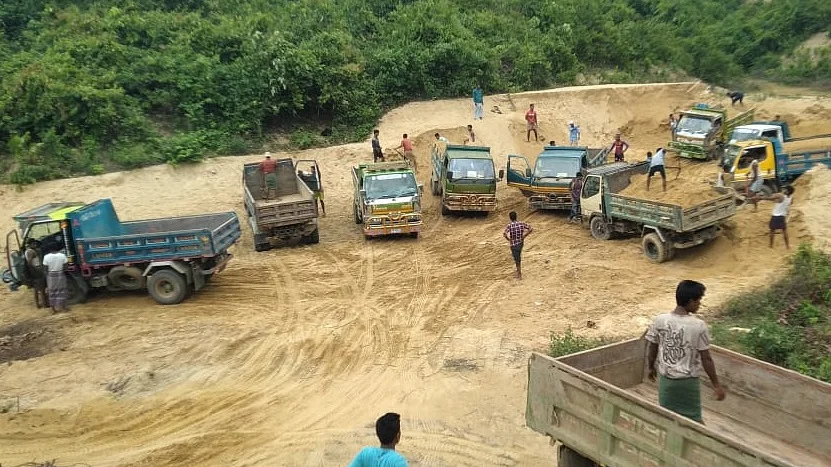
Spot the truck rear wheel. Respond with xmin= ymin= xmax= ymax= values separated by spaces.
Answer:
xmin=642 ymin=232 xmax=673 ymax=263
xmin=558 ymin=446 xmax=597 ymax=467
xmin=108 ymin=266 xmax=146 ymax=291
xmin=147 ymin=269 xmax=188 ymax=305
xmin=305 ymin=228 xmax=320 ymax=244
xmin=590 ymin=216 xmax=611 ymax=241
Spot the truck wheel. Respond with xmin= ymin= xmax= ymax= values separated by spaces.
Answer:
xmin=409 ymin=232 xmax=419 ymax=239
xmin=254 ymin=242 xmax=271 ymax=252
xmin=558 ymin=446 xmax=597 ymax=467
xmin=353 ymin=204 xmax=362 ymax=224
xmin=305 ymin=228 xmax=320 ymax=244
xmin=66 ymin=274 xmax=88 ymax=305
xmin=147 ymin=269 xmax=188 ymax=305
xmin=441 ymin=204 xmax=450 ymax=216
xmin=108 ymin=266 xmax=146 ymax=291
xmin=642 ymin=233 xmax=671 ymax=263
xmin=590 ymin=217 xmax=611 ymax=241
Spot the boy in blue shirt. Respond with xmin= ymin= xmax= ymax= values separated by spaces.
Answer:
xmin=568 ymin=121 xmax=581 ymax=146
xmin=348 ymin=412 xmax=408 ymax=467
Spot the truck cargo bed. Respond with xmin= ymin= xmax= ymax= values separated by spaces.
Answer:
xmin=607 ymin=190 xmax=735 ymax=232
xmin=243 ymin=162 xmax=317 ymax=230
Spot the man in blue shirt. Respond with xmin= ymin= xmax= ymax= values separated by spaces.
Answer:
xmin=473 ymin=85 xmax=484 ymax=120
xmin=347 ymin=412 xmax=408 ymax=467
xmin=568 ymin=121 xmax=581 ymax=146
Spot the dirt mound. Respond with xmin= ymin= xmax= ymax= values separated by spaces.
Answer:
xmin=792 ymin=165 xmax=831 ymax=251
xmin=619 ymin=156 xmax=725 ymax=207
xmin=783 ymin=137 xmax=831 ymax=153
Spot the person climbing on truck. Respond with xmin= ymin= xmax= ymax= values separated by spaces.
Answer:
xmin=727 ymin=90 xmax=745 ymax=106
xmin=347 ymin=412 xmax=408 ymax=467
xmin=372 ymin=129 xmax=384 ymax=163
xmin=645 ymin=280 xmax=726 ymax=424
xmin=646 ymin=147 xmax=667 ymax=192
xmin=24 ymin=238 xmax=48 ymax=309
xmin=568 ymin=173 xmax=583 ymax=223
xmin=525 ymin=104 xmax=539 ymax=142
xmin=259 ymin=153 xmax=278 ymax=200
xmin=42 ymin=244 xmax=70 ymax=313
xmin=396 ymin=134 xmax=416 ymax=173
xmin=503 ymin=211 xmax=533 ymax=280
xmin=760 ymin=185 xmax=794 ymax=249
xmin=568 ymin=121 xmax=581 ymax=146
xmin=609 ymin=134 xmax=629 ymax=162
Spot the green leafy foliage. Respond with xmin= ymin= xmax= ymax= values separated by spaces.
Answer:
xmin=714 ymin=244 xmax=831 ymax=383
xmin=549 ymin=328 xmax=611 ymax=358
xmin=0 ymin=0 xmax=829 ymax=183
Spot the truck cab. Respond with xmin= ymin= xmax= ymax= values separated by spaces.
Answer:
xmin=507 ymin=146 xmax=609 ymax=210
xmin=670 ymin=104 xmax=753 ymax=160
xmin=352 ymin=162 xmax=423 ymax=238
xmin=430 ymin=143 xmax=502 ymax=215
xmin=724 ymin=138 xmax=831 ymax=195
xmin=728 ymin=123 xmax=789 ymax=146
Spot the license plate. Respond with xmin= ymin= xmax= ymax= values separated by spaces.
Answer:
xmin=390 ymin=228 xmax=402 ymax=234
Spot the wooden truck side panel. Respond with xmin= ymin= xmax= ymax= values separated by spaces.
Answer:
xmin=243 ymin=161 xmax=317 ymax=231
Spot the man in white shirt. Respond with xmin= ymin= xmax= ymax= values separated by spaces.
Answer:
xmin=645 ymin=280 xmax=725 ymax=423
xmin=646 ymin=147 xmax=667 ymax=192
xmin=42 ymin=246 xmax=70 ymax=313
xmin=761 ymin=185 xmax=794 ymax=249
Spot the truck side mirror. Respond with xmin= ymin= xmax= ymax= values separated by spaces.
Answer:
xmin=498 ymin=169 xmax=504 ymax=180
xmin=446 ymin=171 xmax=454 ymax=180
xmin=525 ymin=168 xmax=532 ymax=178
xmin=360 ymin=189 xmax=367 ymax=197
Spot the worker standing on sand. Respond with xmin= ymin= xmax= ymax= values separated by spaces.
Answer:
xmin=646 ymin=280 xmax=726 ymax=424
xmin=503 ymin=211 xmax=533 ymax=280
xmin=669 ymin=113 xmax=678 ymax=135
xmin=727 ymin=90 xmax=745 ymax=106
xmin=259 ymin=153 xmax=278 ymax=200
xmin=396 ymin=134 xmax=416 ymax=173
xmin=760 ymin=186 xmax=794 ymax=249
xmin=463 ymin=125 xmax=476 ymax=145
xmin=310 ymin=165 xmax=326 ymax=217
xmin=715 ymin=164 xmax=733 ymax=188
xmin=347 ymin=412 xmax=408 ymax=467
xmin=646 ymin=147 xmax=667 ymax=192
xmin=608 ymin=134 xmax=630 ymax=162
xmin=525 ymin=103 xmax=539 ymax=142
xmin=24 ymin=239 xmax=48 ymax=309
xmin=372 ymin=129 xmax=384 ymax=163
xmin=745 ymin=159 xmax=763 ymax=211
xmin=568 ymin=173 xmax=583 ymax=223
xmin=473 ymin=85 xmax=484 ymax=120
xmin=43 ymin=245 xmax=70 ymax=313
xmin=568 ymin=121 xmax=581 ymax=146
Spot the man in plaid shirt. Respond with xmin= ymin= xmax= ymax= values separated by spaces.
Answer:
xmin=503 ymin=211 xmax=533 ymax=280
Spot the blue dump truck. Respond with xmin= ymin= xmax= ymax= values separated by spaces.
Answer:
xmin=4 ymin=199 xmax=241 ymax=305
xmin=507 ymin=145 xmax=610 ymax=210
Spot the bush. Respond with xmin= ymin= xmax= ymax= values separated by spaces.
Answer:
xmin=549 ymin=328 xmax=610 ymax=358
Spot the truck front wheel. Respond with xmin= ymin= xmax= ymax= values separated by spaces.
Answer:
xmin=353 ymin=204 xmax=362 ymax=224
xmin=589 ymin=217 xmax=611 ymax=241
xmin=147 ymin=269 xmax=188 ymax=305
xmin=558 ymin=446 xmax=597 ymax=467
xmin=642 ymin=232 xmax=674 ymax=263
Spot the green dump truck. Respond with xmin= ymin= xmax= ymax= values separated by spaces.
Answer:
xmin=526 ymin=339 xmax=831 ymax=467
xmin=669 ymin=104 xmax=754 ymax=160
xmin=430 ymin=143 xmax=502 ymax=215
xmin=352 ymin=161 xmax=423 ymax=238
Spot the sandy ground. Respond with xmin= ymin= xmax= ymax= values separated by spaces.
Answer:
xmin=1 ymin=82 xmax=830 ymax=466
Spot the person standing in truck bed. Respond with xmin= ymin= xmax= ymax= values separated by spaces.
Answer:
xmin=259 ymin=153 xmax=278 ymax=200
xmin=645 ymin=280 xmax=726 ymax=424
xmin=396 ymin=133 xmax=416 ymax=173
xmin=608 ymin=134 xmax=629 ymax=162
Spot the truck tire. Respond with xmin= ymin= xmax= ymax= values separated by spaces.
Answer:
xmin=590 ymin=216 xmax=611 ymax=241
xmin=254 ymin=242 xmax=271 ymax=252
xmin=558 ymin=446 xmax=597 ymax=467
xmin=441 ymin=203 xmax=450 ymax=216
xmin=353 ymin=203 xmax=362 ymax=224
xmin=147 ymin=269 xmax=188 ymax=305
xmin=108 ymin=266 xmax=146 ymax=291
xmin=409 ymin=232 xmax=419 ymax=239
xmin=642 ymin=232 xmax=672 ymax=263
xmin=305 ymin=228 xmax=320 ymax=244
xmin=66 ymin=274 xmax=88 ymax=305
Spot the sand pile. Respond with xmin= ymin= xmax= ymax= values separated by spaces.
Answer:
xmin=792 ymin=165 xmax=831 ymax=251
xmin=618 ymin=156 xmax=726 ymax=207
xmin=783 ymin=137 xmax=831 ymax=153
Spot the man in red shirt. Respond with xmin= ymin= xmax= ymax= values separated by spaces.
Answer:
xmin=259 ymin=153 xmax=278 ymax=199
xmin=503 ymin=211 xmax=533 ymax=280
xmin=609 ymin=134 xmax=630 ymax=162
xmin=396 ymin=133 xmax=416 ymax=172
xmin=525 ymin=104 xmax=539 ymax=142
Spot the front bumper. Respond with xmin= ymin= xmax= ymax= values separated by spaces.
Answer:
xmin=529 ymin=193 xmax=572 ymax=210
xmin=444 ymin=194 xmax=497 ymax=212
xmin=363 ymin=214 xmax=423 ymax=236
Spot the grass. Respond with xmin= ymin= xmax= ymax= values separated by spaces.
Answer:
xmin=549 ymin=328 xmax=612 ymax=358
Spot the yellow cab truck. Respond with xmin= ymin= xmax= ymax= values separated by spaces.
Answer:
xmin=723 ymin=138 xmax=831 ymax=196
xmin=352 ymin=161 xmax=423 ymax=238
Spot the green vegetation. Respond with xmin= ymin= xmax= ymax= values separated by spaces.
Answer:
xmin=712 ymin=244 xmax=831 ymax=383
xmin=549 ymin=328 xmax=610 ymax=358
xmin=1 ymin=0 xmax=830 ymax=183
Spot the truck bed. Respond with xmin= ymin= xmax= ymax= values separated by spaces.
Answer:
xmin=608 ymin=190 xmax=736 ymax=232
xmin=243 ymin=162 xmax=317 ymax=229
xmin=526 ymin=339 xmax=831 ymax=467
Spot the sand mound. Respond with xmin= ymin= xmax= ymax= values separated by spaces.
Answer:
xmin=619 ymin=155 xmax=726 ymax=207
xmin=783 ymin=137 xmax=831 ymax=153
xmin=792 ymin=165 xmax=831 ymax=251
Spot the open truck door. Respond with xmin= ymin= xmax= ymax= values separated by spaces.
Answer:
xmin=295 ymin=159 xmax=321 ymax=192
xmin=3 ymin=229 xmax=27 ymax=290
xmin=506 ymin=155 xmax=532 ymax=189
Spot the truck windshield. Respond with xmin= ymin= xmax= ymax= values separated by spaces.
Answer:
xmin=722 ymin=145 xmax=741 ymax=168
xmin=534 ymin=157 xmax=581 ymax=178
xmin=677 ymin=115 xmax=713 ymax=134
xmin=364 ymin=173 xmax=418 ymax=199
xmin=729 ymin=129 xmax=759 ymax=144
xmin=448 ymin=158 xmax=495 ymax=182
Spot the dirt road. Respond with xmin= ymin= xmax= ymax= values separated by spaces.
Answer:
xmin=1 ymin=83 xmax=830 ymax=466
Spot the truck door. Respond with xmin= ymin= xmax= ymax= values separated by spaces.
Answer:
xmin=295 ymin=159 xmax=321 ymax=191
xmin=4 ymin=229 xmax=26 ymax=286
xmin=506 ymin=155 xmax=532 ymax=189
xmin=581 ymin=174 xmax=604 ymax=218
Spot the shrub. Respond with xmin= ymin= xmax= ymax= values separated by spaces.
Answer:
xmin=549 ymin=328 xmax=610 ymax=358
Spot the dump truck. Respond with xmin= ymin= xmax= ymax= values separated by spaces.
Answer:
xmin=727 ymin=121 xmax=831 ymax=146
xmin=4 ymin=199 xmax=241 ymax=305
xmin=580 ymin=162 xmax=735 ymax=263
xmin=669 ymin=104 xmax=754 ymax=160
xmin=507 ymin=145 xmax=611 ymax=210
xmin=430 ymin=143 xmax=502 ymax=215
xmin=526 ymin=339 xmax=831 ymax=467
xmin=722 ymin=138 xmax=831 ymax=196
xmin=243 ymin=158 xmax=320 ymax=251
xmin=352 ymin=161 xmax=423 ymax=238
